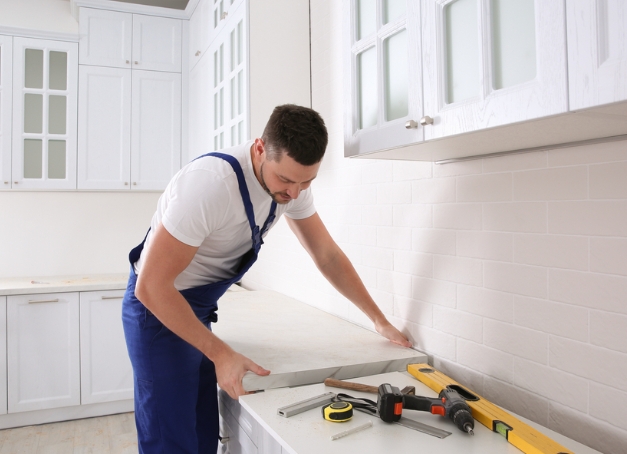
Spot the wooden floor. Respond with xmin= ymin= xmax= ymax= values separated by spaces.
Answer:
xmin=0 ymin=412 xmax=137 ymax=454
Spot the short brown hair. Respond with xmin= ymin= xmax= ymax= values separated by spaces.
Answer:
xmin=261 ymin=104 xmax=328 ymax=166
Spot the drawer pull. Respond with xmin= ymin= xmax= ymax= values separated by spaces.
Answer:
xmin=219 ymin=436 xmax=229 ymax=443
xmin=101 ymin=295 xmax=124 ymax=300
xmin=28 ymin=298 xmax=59 ymax=304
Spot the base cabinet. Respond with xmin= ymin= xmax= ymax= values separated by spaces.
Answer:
xmin=7 ymin=293 xmax=81 ymax=413
xmin=0 ymin=297 xmax=6 ymax=415
xmin=79 ymin=290 xmax=133 ymax=404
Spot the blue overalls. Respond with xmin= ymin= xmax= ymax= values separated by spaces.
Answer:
xmin=122 ymin=152 xmax=277 ymax=454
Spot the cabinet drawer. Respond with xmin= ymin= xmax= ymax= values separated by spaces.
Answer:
xmin=220 ymin=400 xmax=258 ymax=454
xmin=219 ymin=388 xmax=260 ymax=444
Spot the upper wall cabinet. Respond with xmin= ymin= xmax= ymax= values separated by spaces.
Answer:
xmin=12 ymin=38 xmax=78 ymax=189
xmin=567 ymin=0 xmax=627 ymax=110
xmin=79 ymin=8 xmax=182 ymax=73
xmin=0 ymin=35 xmax=12 ymax=191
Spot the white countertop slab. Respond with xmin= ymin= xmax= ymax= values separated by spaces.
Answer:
xmin=213 ymin=290 xmax=427 ymax=391
xmin=239 ymin=371 xmax=601 ymax=454
xmin=0 ymin=273 xmax=129 ymax=296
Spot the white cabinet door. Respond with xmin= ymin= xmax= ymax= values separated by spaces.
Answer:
xmin=79 ymin=8 xmax=133 ymax=69
xmin=189 ymin=49 xmax=212 ymax=161
xmin=189 ymin=0 xmax=211 ymax=70
xmin=131 ymin=70 xmax=181 ymax=190
xmin=132 ymin=15 xmax=182 ymax=73
xmin=78 ymin=65 xmax=132 ymax=190
xmin=209 ymin=2 xmax=248 ymax=152
xmin=12 ymin=38 xmax=78 ymax=189
xmin=421 ymin=0 xmax=568 ymax=140
xmin=343 ymin=0 xmax=423 ymax=157
xmin=0 ymin=296 xmax=6 ymax=415
xmin=79 ymin=291 xmax=133 ymax=405
xmin=7 ymin=292 xmax=80 ymax=413
xmin=567 ymin=0 xmax=627 ymax=110
xmin=0 ymin=35 xmax=12 ymax=191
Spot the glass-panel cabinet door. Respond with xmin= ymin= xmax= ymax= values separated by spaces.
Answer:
xmin=344 ymin=0 xmax=422 ymax=157
xmin=422 ymin=0 xmax=567 ymax=140
xmin=0 ymin=35 xmax=12 ymax=190
xmin=12 ymin=38 xmax=77 ymax=189
xmin=209 ymin=1 xmax=247 ymax=152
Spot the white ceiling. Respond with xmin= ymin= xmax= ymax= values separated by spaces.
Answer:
xmin=108 ymin=0 xmax=189 ymax=10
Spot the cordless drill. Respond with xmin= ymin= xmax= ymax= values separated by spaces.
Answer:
xmin=377 ymin=383 xmax=475 ymax=435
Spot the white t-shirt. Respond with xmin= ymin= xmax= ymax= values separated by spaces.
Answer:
xmin=135 ymin=141 xmax=316 ymax=290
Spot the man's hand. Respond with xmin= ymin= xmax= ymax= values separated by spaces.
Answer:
xmin=375 ymin=320 xmax=412 ymax=348
xmin=212 ymin=342 xmax=271 ymax=400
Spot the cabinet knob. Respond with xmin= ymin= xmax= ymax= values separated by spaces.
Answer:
xmin=405 ymin=120 xmax=418 ymax=129
xmin=420 ymin=116 xmax=434 ymax=126
xmin=3 ymin=181 xmax=8 ymax=184
xmin=126 ymin=60 xmax=130 ymax=64
xmin=14 ymin=181 xmax=18 ymax=184
xmin=195 ymin=50 xmax=201 ymax=56
xmin=221 ymin=11 xmax=228 ymax=20
xmin=134 ymin=61 xmax=139 ymax=65
xmin=133 ymin=182 xmax=137 ymax=186
xmin=124 ymin=182 xmax=129 ymax=186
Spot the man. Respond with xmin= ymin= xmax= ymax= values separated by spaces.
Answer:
xmin=122 ymin=104 xmax=411 ymax=453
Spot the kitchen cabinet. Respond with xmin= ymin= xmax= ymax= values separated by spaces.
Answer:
xmin=79 ymin=8 xmax=182 ymax=73
xmin=79 ymin=290 xmax=133 ymax=405
xmin=6 ymin=292 xmax=80 ymax=413
xmin=11 ymin=38 xmax=78 ymax=189
xmin=0 ymin=35 xmax=11 ymax=191
xmin=188 ymin=0 xmax=311 ymax=159
xmin=567 ymin=0 xmax=627 ymax=110
xmin=0 ymin=297 xmax=6 ymax=416
xmin=344 ymin=0 xmax=627 ymax=162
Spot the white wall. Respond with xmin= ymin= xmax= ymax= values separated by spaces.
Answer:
xmin=242 ymin=1 xmax=627 ymax=453
xmin=0 ymin=0 xmax=78 ymax=34
xmin=0 ymin=191 xmax=160 ymax=277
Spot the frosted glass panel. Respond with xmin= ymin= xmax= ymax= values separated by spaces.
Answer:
xmin=49 ymin=51 xmax=67 ymax=90
xmin=357 ymin=0 xmax=376 ymax=40
xmin=491 ymin=0 xmax=536 ymax=90
xmin=237 ymin=70 xmax=243 ymax=115
xmin=238 ymin=121 xmax=243 ymax=144
xmin=48 ymin=95 xmax=67 ymax=134
xmin=219 ymin=88 xmax=224 ymax=126
xmin=24 ymin=94 xmax=43 ymax=133
xmin=445 ymin=0 xmax=480 ymax=104
xmin=214 ymin=50 xmax=218 ymax=88
xmin=214 ymin=92 xmax=218 ymax=128
xmin=237 ymin=21 xmax=243 ymax=65
xmin=24 ymin=49 xmax=43 ymax=89
xmin=384 ymin=0 xmax=406 ymax=24
xmin=384 ymin=29 xmax=408 ymax=121
xmin=358 ymin=46 xmax=377 ymax=129
xmin=219 ymin=44 xmax=224 ymax=83
xmin=230 ymin=29 xmax=236 ymax=72
xmin=231 ymin=125 xmax=236 ymax=145
xmin=24 ymin=139 xmax=42 ymax=179
xmin=230 ymin=77 xmax=236 ymax=120
xmin=48 ymin=140 xmax=66 ymax=179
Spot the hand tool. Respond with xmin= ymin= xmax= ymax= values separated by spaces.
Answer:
xmin=377 ymin=383 xmax=475 ymax=435
xmin=408 ymin=364 xmax=575 ymax=454
xmin=330 ymin=421 xmax=373 ymax=441
xmin=277 ymin=392 xmax=335 ymax=417
xmin=322 ymin=401 xmax=353 ymax=422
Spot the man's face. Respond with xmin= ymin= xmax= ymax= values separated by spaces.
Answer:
xmin=258 ymin=148 xmax=320 ymax=204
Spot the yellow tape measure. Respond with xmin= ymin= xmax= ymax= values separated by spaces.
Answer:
xmin=322 ymin=402 xmax=353 ymax=422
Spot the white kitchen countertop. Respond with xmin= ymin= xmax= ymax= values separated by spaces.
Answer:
xmin=0 ymin=273 xmax=129 ymax=296
xmin=239 ymin=371 xmax=601 ymax=454
xmin=213 ymin=290 xmax=427 ymax=391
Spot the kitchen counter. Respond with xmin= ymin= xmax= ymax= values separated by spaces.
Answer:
xmin=213 ymin=290 xmax=427 ymax=391
xmin=0 ymin=273 xmax=129 ymax=296
xmin=237 ymin=371 xmax=601 ymax=454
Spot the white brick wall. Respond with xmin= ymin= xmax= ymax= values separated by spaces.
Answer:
xmin=242 ymin=1 xmax=627 ymax=452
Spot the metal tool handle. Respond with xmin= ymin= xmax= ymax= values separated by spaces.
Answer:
xmin=324 ymin=378 xmax=378 ymax=394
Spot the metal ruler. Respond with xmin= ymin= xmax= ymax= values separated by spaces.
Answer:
xmin=407 ymin=364 xmax=574 ymax=454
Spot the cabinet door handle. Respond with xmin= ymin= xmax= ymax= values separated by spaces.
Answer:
xmin=101 ymin=295 xmax=124 ymax=300
xmin=221 ymin=11 xmax=228 ymax=20
xmin=420 ymin=116 xmax=434 ymax=126
xmin=28 ymin=298 xmax=59 ymax=304
xmin=405 ymin=120 xmax=418 ymax=129
xmin=134 ymin=61 xmax=139 ymax=65
xmin=195 ymin=50 xmax=201 ymax=56
xmin=126 ymin=60 xmax=130 ymax=64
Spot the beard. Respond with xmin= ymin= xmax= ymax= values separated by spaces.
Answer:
xmin=260 ymin=162 xmax=291 ymax=204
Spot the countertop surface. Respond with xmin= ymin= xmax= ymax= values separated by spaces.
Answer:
xmin=0 ymin=273 xmax=129 ymax=296
xmin=213 ymin=290 xmax=427 ymax=391
xmin=239 ymin=371 xmax=602 ymax=454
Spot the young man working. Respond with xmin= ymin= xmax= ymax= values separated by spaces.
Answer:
xmin=122 ymin=104 xmax=412 ymax=453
